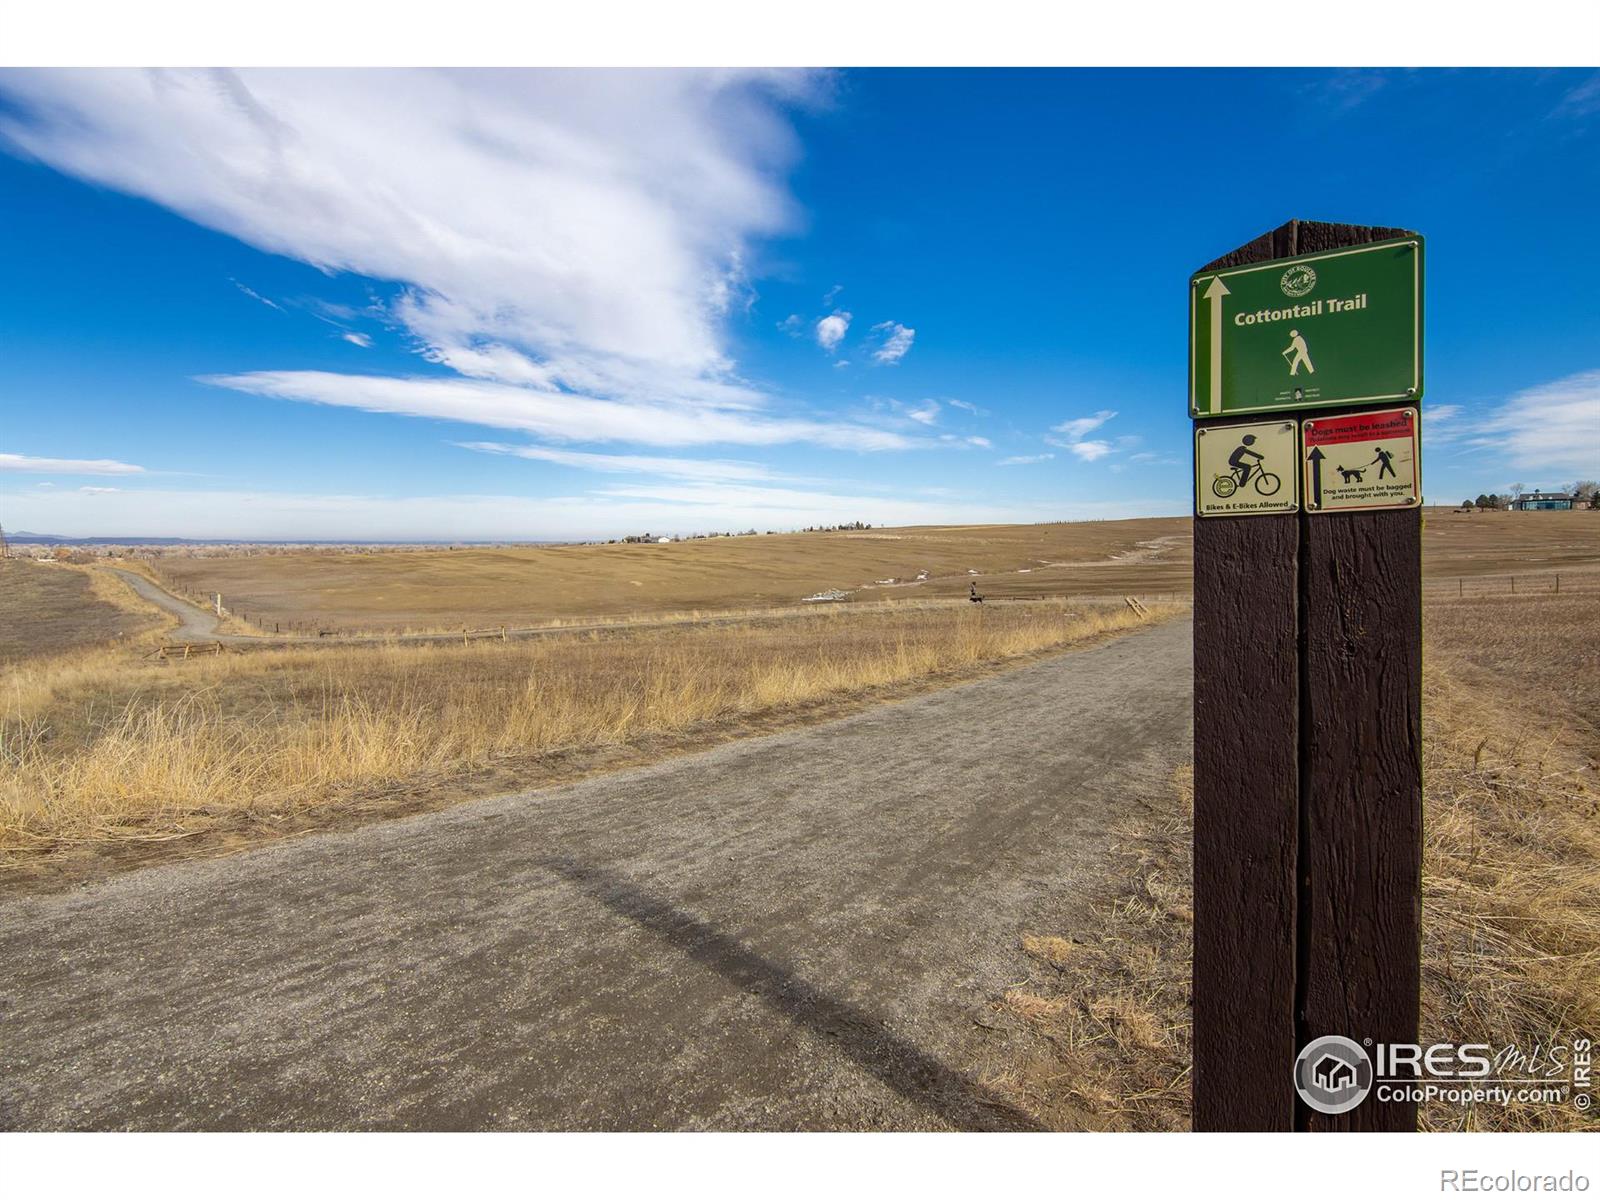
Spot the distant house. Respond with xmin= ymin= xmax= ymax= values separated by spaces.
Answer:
xmin=1512 ymin=492 xmax=1573 ymax=511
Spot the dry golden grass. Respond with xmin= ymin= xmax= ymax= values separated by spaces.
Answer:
xmin=0 ymin=599 xmax=1177 ymax=865
xmin=0 ymin=559 xmax=161 ymax=665
xmin=1416 ymin=593 xmax=1599 ymax=1132
xmin=135 ymin=509 xmax=1600 ymax=636
xmin=990 ymin=589 xmax=1598 ymax=1132
xmin=984 ymin=767 xmax=1194 ymax=1131
xmin=1423 ymin=507 xmax=1600 ymax=579
xmin=147 ymin=518 xmax=1195 ymax=633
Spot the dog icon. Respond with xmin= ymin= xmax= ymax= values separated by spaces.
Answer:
xmin=1336 ymin=465 xmax=1365 ymax=484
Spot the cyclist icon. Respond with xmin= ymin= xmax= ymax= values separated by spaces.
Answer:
xmin=1228 ymin=435 xmax=1263 ymax=485
xmin=1212 ymin=434 xmax=1283 ymax=499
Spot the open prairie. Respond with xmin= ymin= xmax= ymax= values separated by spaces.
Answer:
xmin=2 ymin=512 xmax=1597 ymax=1130
xmin=149 ymin=518 xmax=1195 ymax=633
xmin=1420 ymin=506 xmax=1600 ymax=582
xmin=142 ymin=507 xmax=1600 ymax=636
xmin=1 ymin=589 xmax=1180 ymax=881
xmin=0 ymin=559 xmax=161 ymax=665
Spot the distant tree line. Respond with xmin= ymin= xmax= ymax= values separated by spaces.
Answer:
xmin=1459 ymin=480 xmax=1599 ymax=510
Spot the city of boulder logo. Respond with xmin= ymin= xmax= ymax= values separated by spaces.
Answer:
xmin=1280 ymin=263 xmax=1318 ymax=298
xmin=1294 ymin=1035 xmax=1374 ymax=1115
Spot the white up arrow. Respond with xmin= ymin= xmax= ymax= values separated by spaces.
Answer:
xmin=1202 ymin=275 xmax=1230 ymax=415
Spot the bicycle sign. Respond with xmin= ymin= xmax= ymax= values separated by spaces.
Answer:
xmin=1211 ymin=462 xmax=1283 ymax=500
xmin=1195 ymin=420 xmax=1298 ymax=518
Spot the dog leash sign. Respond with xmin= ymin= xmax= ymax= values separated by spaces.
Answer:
xmin=1301 ymin=407 xmax=1420 ymax=513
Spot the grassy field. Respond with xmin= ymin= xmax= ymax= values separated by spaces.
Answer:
xmin=0 ymin=559 xmax=161 ymax=665
xmin=5 ymin=510 xmax=1597 ymax=870
xmin=137 ymin=507 xmax=1600 ymax=636
xmin=0 ymin=597 xmax=1178 ymax=881
xmin=1421 ymin=506 xmax=1600 ymax=581
xmin=147 ymin=518 xmax=1195 ymax=633
xmin=4 ymin=513 xmax=1597 ymax=1130
xmin=990 ymin=586 xmax=1599 ymax=1132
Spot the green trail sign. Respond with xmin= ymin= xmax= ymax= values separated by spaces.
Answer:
xmin=1189 ymin=237 xmax=1423 ymax=418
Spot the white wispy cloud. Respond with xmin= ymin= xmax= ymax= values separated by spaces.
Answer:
xmin=946 ymin=399 xmax=984 ymax=415
xmin=1304 ymin=69 xmax=1389 ymax=114
xmin=0 ymin=452 xmax=145 ymax=475
xmin=231 ymin=279 xmax=284 ymax=312
xmin=871 ymin=321 xmax=915 ymax=365
xmin=455 ymin=442 xmax=775 ymax=481
xmin=0 ymin=69 xmax=850 ymax=449
xmin=77 ymin=486 xmax=120 ymax=494
xmin=203 ymin=370 xmax=915 ymax=451
xmin=1464 ymin=369 xmax=1600 ymax=474
xmin=998 ymin=453 xmax=1055 ymax=466
xmin=1049 ymin=410 xmax=1117 ymax=443
xmin=341 ymin=331 xmax=372 ymax=348
xmin=1066 ymin=441 xmax=1113 ymax=462
xmin=905 ymin=400 xmax=940 ymax=425
xmin=1046 ymin=409 xmax=1120 ymax=461
xmin=816 ymin=310 xmax=851 ymax=352
xmin=1554 ymin=71 xmax=1600 ymax=119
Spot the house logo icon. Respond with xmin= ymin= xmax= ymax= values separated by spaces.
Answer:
xmin=1294 ymin=1035 xmax=1374 ymax=1115
xmin=1314 ymin=1054 xmax=1357 ymax=1093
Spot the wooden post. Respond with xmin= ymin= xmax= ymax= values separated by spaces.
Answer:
xmin=1193 ymin=220 xmax=1423 ymax=1132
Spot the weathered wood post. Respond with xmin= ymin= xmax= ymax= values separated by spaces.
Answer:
xmin=1191 ymin=220 xmax=1424 ymax=1131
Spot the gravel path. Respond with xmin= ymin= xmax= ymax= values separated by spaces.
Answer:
xmin=107 ymin=568 xmax=231 ymax=642
xmin=0 ymin=618 xmax=1193 ymax=1131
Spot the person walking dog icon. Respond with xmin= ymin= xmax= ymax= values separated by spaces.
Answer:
xmin=1370 ymin=445 xmax=1396 ymax=479
xmin=1282 ymin=329 xmax=1315 ymax=376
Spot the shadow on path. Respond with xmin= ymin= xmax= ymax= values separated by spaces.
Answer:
xmin=541 ymin=856 xmax=1044 ymax=1132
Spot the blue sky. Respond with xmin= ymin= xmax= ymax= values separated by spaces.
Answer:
xmin=1 ymin=68 xmax=1597 ymax=540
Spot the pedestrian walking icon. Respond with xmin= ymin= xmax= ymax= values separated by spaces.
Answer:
xmin=1282 ymin=329 xmax=1315 ymax=376
xmin=1371 ymin=446 xmax=1395 ymax=479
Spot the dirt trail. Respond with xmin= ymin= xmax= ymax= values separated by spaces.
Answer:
xmin=0 ymin=618 xmax=1193 ymax=1131
xmin=107 ymin=568 xmax=233 ymax=642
